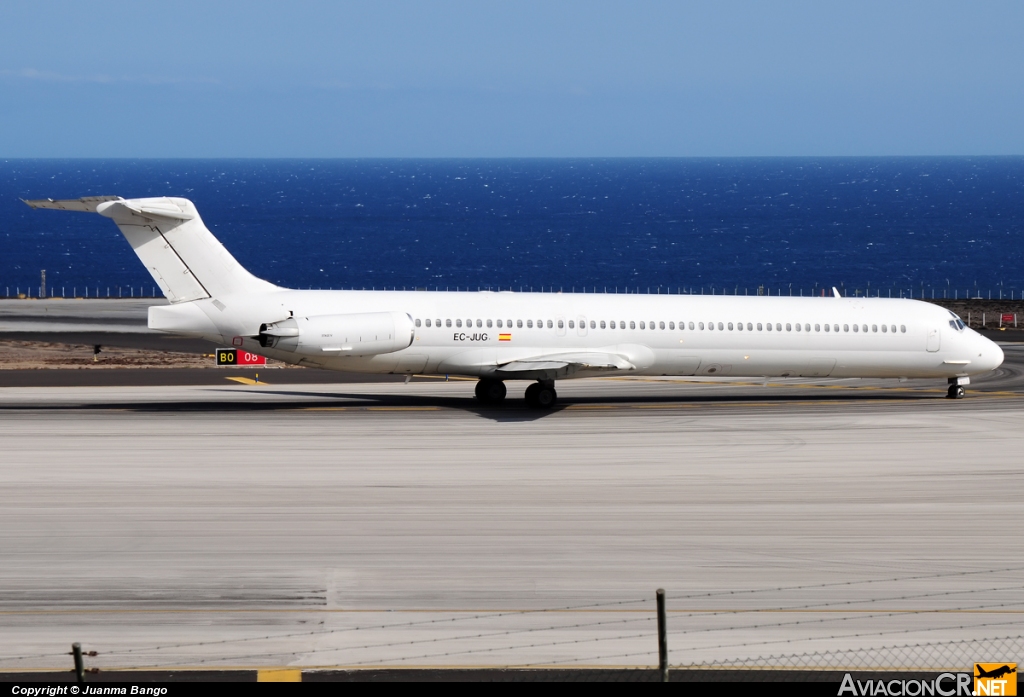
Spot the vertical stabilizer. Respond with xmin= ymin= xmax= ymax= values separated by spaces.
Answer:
xmin=24 ymin=196 xmax=279 ymax=302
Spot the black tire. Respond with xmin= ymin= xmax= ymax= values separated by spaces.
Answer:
xmin=947 ymin=385 xmax=965 ymax=399
xmin=476 ymin=379 xmax=507 ymax=403
xmin=533 ymin=386 xmax=557 ymax=409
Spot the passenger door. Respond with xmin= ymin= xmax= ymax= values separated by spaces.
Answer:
xmin=926 ymin=328 xmax=941 ymax=352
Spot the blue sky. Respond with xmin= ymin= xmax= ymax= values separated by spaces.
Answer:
xmin=1 ymin=1 xmax=1022 ymax=157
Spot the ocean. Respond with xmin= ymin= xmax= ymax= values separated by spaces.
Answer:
xmin=2 ymin=158 xmax=1023 ymax=299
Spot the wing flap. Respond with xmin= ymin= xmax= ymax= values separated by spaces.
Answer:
xmin=496 ymin=351 xmax=635 ymax=374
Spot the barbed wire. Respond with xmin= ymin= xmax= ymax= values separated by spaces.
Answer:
xmin=112 ymin=606 xmax=1024 ymax=672
xmin=669 ymin=617 xmax=1024 ymax=657
xmin=0 ymin=650 xmax=78 ymax=663
xmin=94 ymin=596 xmax=652 ymax=659
xmin=92 ymin=566 xmax=1024 ymax=662
xmin=690 ymin=634 xmax=1024 ymax=671
xmin=13 ymin=565 xmax=1021 ymax=670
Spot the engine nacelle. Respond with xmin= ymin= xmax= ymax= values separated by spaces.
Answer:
xmin=258 ymin=311 xmax=415 ymax=357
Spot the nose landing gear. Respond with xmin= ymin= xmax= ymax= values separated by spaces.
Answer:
xmin=475 ymin=379 xmax=507 ymax=404
xmin=525 ymin=381 xmax=557 ymax=409
xmin=946 ymin=377 xmax=967 ymax=399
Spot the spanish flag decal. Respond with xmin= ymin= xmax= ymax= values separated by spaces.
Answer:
xmin=499 ymin=333 xmax=512 ymax=341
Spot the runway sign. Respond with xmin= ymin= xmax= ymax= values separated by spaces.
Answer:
xmin=216 ymin=349 xmax=266 ymax=366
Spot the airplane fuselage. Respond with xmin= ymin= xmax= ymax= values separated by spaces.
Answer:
xmin=153 ymin=289 xmax=1004 ymax=381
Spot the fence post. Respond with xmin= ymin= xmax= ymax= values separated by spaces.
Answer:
xmin=656 ymin=588 xmax=669 ymax=682
xmin=71 ymin=642 xmax=85 ymax=683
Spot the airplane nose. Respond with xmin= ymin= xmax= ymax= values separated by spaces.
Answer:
xmin=980 ymin=337 xmax=1004 ymax=372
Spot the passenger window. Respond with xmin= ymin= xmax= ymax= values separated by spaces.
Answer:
xmin=805 ymin=324 xmax=810 ymax=332
xmin=546 ymin=320 xmax=553 ymax=329
xmin=568 ymin=320 xmax=574 ymax=329
xmin=487 ymin=319 xmax=493 ymax=328
xmin=639 ymin=321 xmax=646 ymax=329
xmin=718 ymin=322 xmax=724 ymax=330
xmin=699 ymin=322 xmax=705 ymax=330
xmin=669 ymin=322 xmax=675 ymax=330
xmin=757 ymin=323 xmax=763 ymax=331
xmin=590 ymin=320 xmax=596 ymax=329
xmin=881 ymin=324 xmax=887 ymax=333
xmin=824 ymin=324 xmax=829 ymax=332
xmin=728 ymin=322 xmax=734 ymax=331
xmin=651 ymin=321 xmax=656 ymax=330
xmin=689 ymin=322 xmax=695 ymax=330
xmin=436 ymin=319 xmax=441 ymax=327
xmin=527 ymin=320 xmax=533 ymax=328
xmin=833 ymin=325 xmax=839 ymax=332
xmin=843 ymin=324 xmax=848 ymax=332
xmin=507 ymin=319 xmax=512 ymax=328
xmin=559 ymin=320 xmax=565 ymax=329
xmin=795 ymin=324 xmax=801 ymax=332
xmin=900 ymin=325 xmax=906 ymax=333
xmin=853 ymin=324 xmax=858 ymax=332
xmin=630 ymin=321 xmax=636 ymax=329
xmin=776 ymin=323 xmax=782 ymax=331
xmin=862 ymin=324 xmax=868 ymax=333
xmin=517 ymin=319 xmax=523 ymax=328
xmin=425 ymin=319 xmax=432 ymax=328
xmin=496 ymin=320 xmax=502 ymax=328
xmin=814 ymin=324 xmax=820 ymax=332
xmin=456 ymin=319 xmax=462 ymax=328
xmin=708 ymin=322 xmax=714 ymax=331
xmin=600 ymin=320 xmax=606 ymax=329
xmin=415 ymin=319 xmax=421 ymax=327
xmin=786 ymin=323 xmax=792 ymax=331
xmin=659 ymin=321 xmax=665 ymax=330
xmin=476 ymin=319 xmax=482 ymax=328
xmin=872 ymin=325 xmax=877 ymax=333
xmin=766 ymin=323 xmax=772 ymax=331
xmin=891 ymin=325 xmax=896 ymax=333
xmin=446 ymin=319 xmax=452 ymax=328
xmin=747 ymin=323 xmax=753 ymax=331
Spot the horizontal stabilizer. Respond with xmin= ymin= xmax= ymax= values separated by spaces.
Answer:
xmin=99 ymin=199 xmax=195 ymax=221
xmin=23 ymin=196 xmax=123 ymax=213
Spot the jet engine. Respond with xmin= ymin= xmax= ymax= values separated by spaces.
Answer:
xmin=258 ymin=311 xmax=415 ymax=356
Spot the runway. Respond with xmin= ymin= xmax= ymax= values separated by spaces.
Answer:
xmin=1 ymin=350 xmax=1023 ymax=672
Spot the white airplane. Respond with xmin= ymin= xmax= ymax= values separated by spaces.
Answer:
xmin=24 ymin=195 xmax=1004 ymax=407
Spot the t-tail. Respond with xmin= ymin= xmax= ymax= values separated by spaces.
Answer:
xmin=22 ymin=196 xmax=279 ymax=302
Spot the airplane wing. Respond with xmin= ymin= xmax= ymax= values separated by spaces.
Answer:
xmin=496 ymin=351 xmax=635 ymax=374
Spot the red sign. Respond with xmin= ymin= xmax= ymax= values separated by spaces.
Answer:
xmin=1002 ymin=313 xmax=1015 ymax=323
xmin=216 ymin=348 xmax=267 ymax=366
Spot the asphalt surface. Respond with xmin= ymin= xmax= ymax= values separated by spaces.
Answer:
xmin=0 ymin=345 xmax=1023 ymax=672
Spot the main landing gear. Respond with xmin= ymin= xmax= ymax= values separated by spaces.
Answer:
xmin=946 ymin=377 xmax=966 ymax=400
xmin=474 ymin=379 xmax=558 ymax=409
xmin=524 ymin=381 xmax=557 ymax=409
xmin=475 ymin=378 xmax=507 ymax=404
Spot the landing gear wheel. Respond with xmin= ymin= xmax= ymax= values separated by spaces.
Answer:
xmin=475 ymin=379 xmax=507 ymax=404
xmin=947 ymin=385 xmax=965 ymax=399
xmin=525 ymin=382 xmax=557 ymax=409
